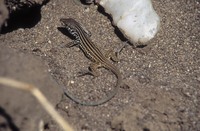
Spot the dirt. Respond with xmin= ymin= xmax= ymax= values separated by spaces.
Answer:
xmin=0 ymin=0 xmax=200 ymax=131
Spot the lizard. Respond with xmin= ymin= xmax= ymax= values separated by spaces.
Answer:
xmin=52 ymin=18 xmax=123 ymax=106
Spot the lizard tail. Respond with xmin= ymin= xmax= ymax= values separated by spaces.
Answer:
xmin=50 ymin=71 xmax=121 ymax=106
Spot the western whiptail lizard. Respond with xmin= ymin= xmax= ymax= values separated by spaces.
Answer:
xmin=51 ymin=18 xmax=122 ymax=106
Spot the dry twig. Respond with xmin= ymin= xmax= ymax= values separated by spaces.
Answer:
xmin=0 ymin=77 xmax=75 ymax=131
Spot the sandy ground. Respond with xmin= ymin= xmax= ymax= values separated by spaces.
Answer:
xmin=0 ymin=0 xmax=200 ymax=131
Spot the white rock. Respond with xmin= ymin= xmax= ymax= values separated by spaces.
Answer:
xmin=100 ymin=0 xmax=160 ymax=43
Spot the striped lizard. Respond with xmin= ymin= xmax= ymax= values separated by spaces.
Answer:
xmin=53 ymin=18 xmax=122 ymax=106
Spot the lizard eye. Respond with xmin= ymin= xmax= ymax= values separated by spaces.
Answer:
xmin=61 ymin=22 xmax=66 ymax=26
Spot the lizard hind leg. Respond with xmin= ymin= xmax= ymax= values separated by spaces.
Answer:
xmin=105 ymin=49 xmax=119 ymax=62
xmin=77 ymin=62 xmax=101 ymax=77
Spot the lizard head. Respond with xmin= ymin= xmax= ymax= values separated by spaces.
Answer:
xmin=60 ymin=18 xmax=79 ymax=33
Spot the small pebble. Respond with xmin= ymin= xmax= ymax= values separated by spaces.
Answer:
xmin=197 ymin=76 xmax=200 ymax=82
xmin=73 ymin=0 xmax=81 ymax=5
xmin=84 ymin=7 xmax=90 ymax=12
xmin=18 ymin=28 xmax=24 ymax=31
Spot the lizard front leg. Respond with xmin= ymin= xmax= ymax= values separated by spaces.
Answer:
xmin=65 ymin=39 xmax=81 ymax=48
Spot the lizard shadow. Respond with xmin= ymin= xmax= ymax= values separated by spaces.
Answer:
xmin=57 ymin=27 xmax=76 ymax=41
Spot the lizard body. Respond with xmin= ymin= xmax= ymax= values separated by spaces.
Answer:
xmin=57 ymin=18 xmax=122 ymax=106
